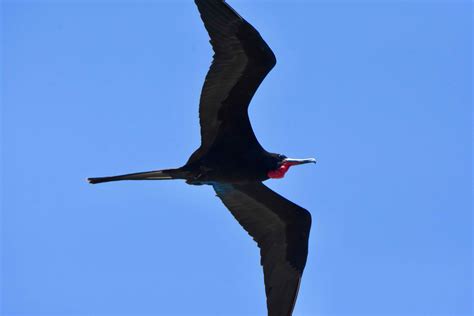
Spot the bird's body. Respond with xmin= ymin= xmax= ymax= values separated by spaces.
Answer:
xmin=89 ymin=1 xmax=316 ymax=315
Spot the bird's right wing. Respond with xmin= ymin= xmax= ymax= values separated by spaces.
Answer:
xmin=188 ymin=0 xmax=276 ymax=164
xmin=213 ymin=182 xmax=312 ymax=316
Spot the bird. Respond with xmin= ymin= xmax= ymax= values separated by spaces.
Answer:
xmin=88 ymin=0 xmax=316 ymax=315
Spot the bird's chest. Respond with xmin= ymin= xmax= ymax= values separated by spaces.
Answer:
xmin=190 ymin=151 xmax=269 ymax=183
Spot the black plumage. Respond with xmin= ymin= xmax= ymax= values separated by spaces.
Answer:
xmin=88 ymin=1 xmax=316 ymax=315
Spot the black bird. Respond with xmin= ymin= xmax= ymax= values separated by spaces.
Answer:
xmin=88 ymin=1 xmax=316 ymax=315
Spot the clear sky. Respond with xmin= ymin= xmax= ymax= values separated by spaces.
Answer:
xmin=2 ymin=0 xmax=472 ymax=315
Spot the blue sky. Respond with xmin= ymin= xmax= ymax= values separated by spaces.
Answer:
xmin=2 ymin=0 xmax=472 ymax=315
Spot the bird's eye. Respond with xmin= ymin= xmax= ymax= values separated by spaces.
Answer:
xmin=279 ymin=154 xmax=287 ymax=160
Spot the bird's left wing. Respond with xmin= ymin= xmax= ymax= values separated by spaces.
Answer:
xmin=188 ymin=0 xmax=276 ymax=164
xmin=213 ymin=182 xmax=311 ymax=316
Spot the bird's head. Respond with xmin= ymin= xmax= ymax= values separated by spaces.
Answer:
xmin=267 ymin=154 xmax=317 ymax=179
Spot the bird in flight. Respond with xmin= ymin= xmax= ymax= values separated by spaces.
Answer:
xmin=88 ymin=0 xmax=316 ymax=315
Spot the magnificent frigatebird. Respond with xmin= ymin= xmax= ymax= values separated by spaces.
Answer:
xmin=88 ymin=0 xmax=316 ymax=315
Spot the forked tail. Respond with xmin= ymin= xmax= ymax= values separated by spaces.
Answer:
xmin=87 ymin=168 xmax=187 ymax=184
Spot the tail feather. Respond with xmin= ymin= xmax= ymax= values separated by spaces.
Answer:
xmin=88 ymin=168 xmax=185 ymax=184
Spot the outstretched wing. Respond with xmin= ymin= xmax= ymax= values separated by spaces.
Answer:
xmin=189 ymin=0 xmax=276 ymax=163
xmin=213 ymin=182 xmax=312 ymax=316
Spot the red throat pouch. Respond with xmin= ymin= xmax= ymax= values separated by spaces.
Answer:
xmin=267 ymin=162 xmax=292 ymax=179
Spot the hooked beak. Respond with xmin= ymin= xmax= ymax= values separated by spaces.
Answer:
xmin=283 ymin=157 xmax=317 ymax=166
